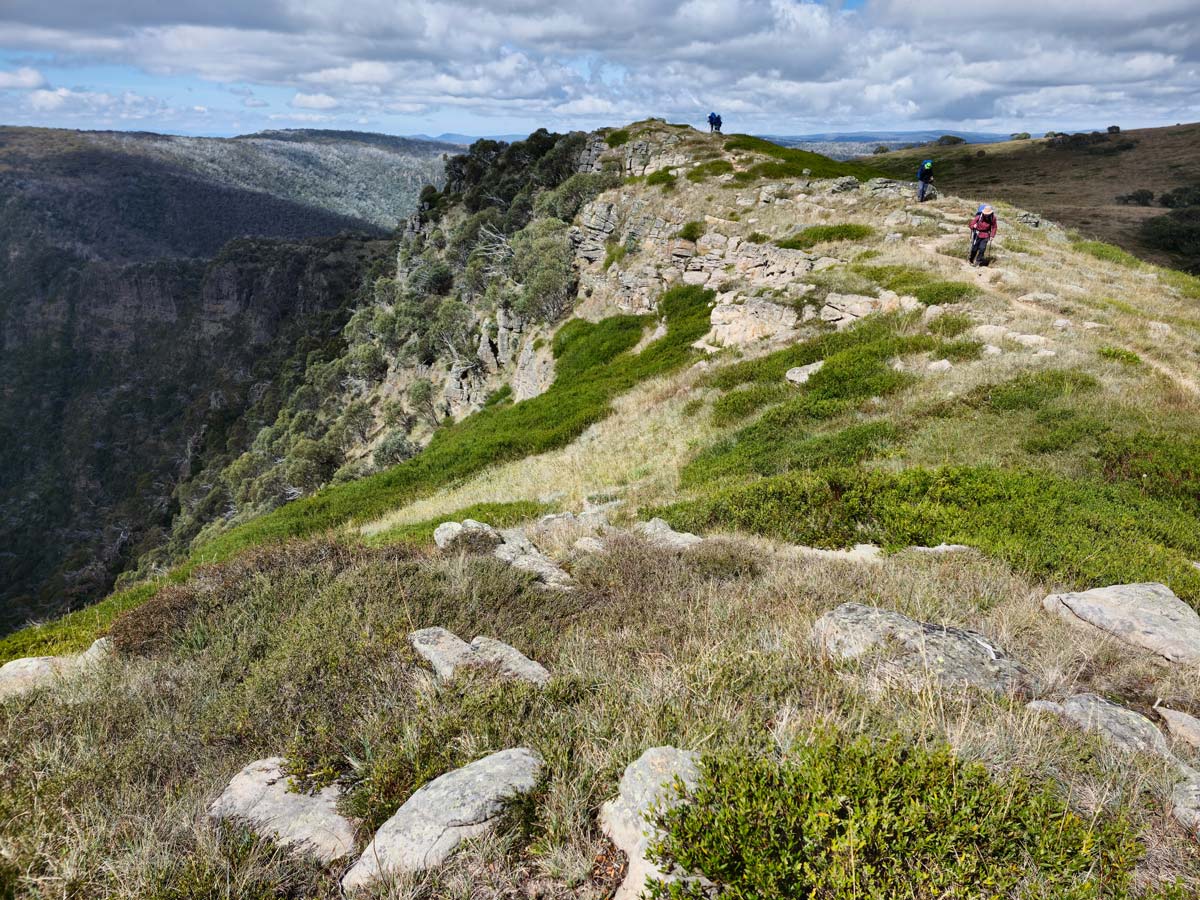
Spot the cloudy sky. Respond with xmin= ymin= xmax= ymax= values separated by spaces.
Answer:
xmin=1 ymin=0 xmax=1198 ymax=138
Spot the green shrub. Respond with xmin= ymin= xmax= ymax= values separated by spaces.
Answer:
xmin=913 ymin=280 xmax=979 ymax=305
xmin=646 ymin=169 xmax=677 ymax=190
xmin=677 ymin=221 xmax=706 ymax=242
xmin=1158 ymin=185 xmax=1200 ymax=209
xmin=373 ymin=429 xmax=416 ymax=468
xmin=483 ymin=384 xmax=514 ymax=406
xmin=602 ymin=239 xmax=629 ymax=271
xmin=850 ymin=264 xmax=980 ymax=305
xmin=1073 ymin=241 xmax=1142 ymax=268
xmin=1098 ymin=346 xmax=1142 ymax=365
xmin=605 ymin=129 xmax=631 ymax=148
xmin=649 ymin=733 xmax=1143 ymax=899
xmin=710 ymin=384 xmax=791 ymax=427
xmin=927 ymin=313 xmax=973 ymax=338
xmin=657 ymin=465 xmax=1200 ymax=602
xmin=1021 ymin=411 xmax=1109 ymax=454
xmin=936 ymin=134 xmax=967 ymax=145
xmin=744 ymin=232 xmax=769 ymax=244
xmin=964 ymin=370 xmax=1099 ymax=412
xmin=776 ymin=224 xmax=874 ymax=250
xmin=1141 ymin=207 xmax=1200 ymax=265
xmin=1116 ymin=189 xmax=1155 ymax=207
xmin=1099 ymin=432 xmax=1200 ymax=510
xmin=686 ymin=159 xmax=734 ymax=182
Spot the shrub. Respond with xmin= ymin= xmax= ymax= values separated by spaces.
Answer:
xmin=510 ymin=217 xmax=577 ymax=322
xmin=709 ymin=384 xmax=791 ymax=427
xmin=720 ymin=135 xmax=882 ymax=182
xmin=913 ymin=280 xmax=979 ymax=306
xmin=926 ymin=312 xmax=973 ymax=338
xmin=744 ymin=232 xmax=769 ymax=244
xmin=1158 ymin=185 xmax=1200 ymax=209
xmin=649 ymin=734 xmax=1143 ymax=899
xmin=1021 ymin=411 xmax=1109 ymax=454
xmin=373 ymin=429 xmax=416 ymax=468
xmin=646 ymin=169 xmax=677 ymax=190
xmin=603 ymin=239 xmax=630 ymax=271
xmin=1099 ymin=432 xmax=1200 ymax=510
xmin=483 ymin=384 xmax=513 ymax=407
xmin=605 ymin=129 xmax=631 ymax=148
xmin=1108 ymin=125 xmax=1122 ymax=134
xmin=964 ymin=370 xmax=1099 ymax=412
xmin=677 ymin=221 xmax=706 ymax=242
xmin=1117 ymin=189 xmax=1155 ymax=206
xmin=1098 ymin=346 xmax=1142 ymax=365
xmin=936 ymin=134 xmax=966 ymax=145
xmin=776 ymin=224 xmax=874 ymax=250
xmin=686 ymin=159 xmax=734 ymax=182
xmin=1141 ymin=207 xmax=1200 ymax=265
xmin=1010 ymin=132 xmax=1031 ymax=140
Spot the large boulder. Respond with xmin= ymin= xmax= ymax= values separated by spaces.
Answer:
xmin=409 ymin=627 xmax=550 ymax=686
xmin=208 ymin=758 xmax=355 ymax=863
xmin=599 ymin=747 xmax=700 ymax=900
xmin=433 ymin=518 xmax=502 ymax=551
xmin=1042 ymin=583 xmax=1200 ymax=665
xmin=635 ymin=518 xmax=704 ymax=551
xmin=811 ymin=603 xmax=1037 ymax=697
xmin=342 ymin=748 xmax=543 ymax=892
xmin=707 ymin=298 xmax=799 ymax=347
xmin=0 ymin=638 xmax=111 ymax=701
xmin=1029 ymin=694 xmax=1172 ymax=759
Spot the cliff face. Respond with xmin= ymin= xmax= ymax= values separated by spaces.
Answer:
xmin=0 ymin=126 xmax=440 ymax=629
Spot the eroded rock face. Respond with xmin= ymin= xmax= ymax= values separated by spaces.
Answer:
xmin=0 ymin=638 xmax=111 ymax=701
xmin=1030 ymin=694 xmax=1172 ymax=759
xmin=408 ymin=627 xmax=550 ymax=686
xmin=820 ymin=291 xmax=919 ymax=330
xmin=208 ymin=757 xmax=355 ymax=863
xmin=599 ymin=747 xmax=700 ymax=900
xmin=1042 ymin=583 xmax=1200 ymax=665
xmin=342 ymin=748 xmax=543 ymax=892
xmin=811 ymin=603 xmax=1036 ymax=697
xmin=635 ymin=518 xmax=704 ymax=551
xmin=707 ymin=298 xmax=799 ymax=347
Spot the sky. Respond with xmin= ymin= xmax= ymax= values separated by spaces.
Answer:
xmin=0 ymin=0 xmax=1198 ymax=139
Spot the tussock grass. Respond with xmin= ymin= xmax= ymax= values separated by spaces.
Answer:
xmin=776 ymin=223 xmax=874 ymax=250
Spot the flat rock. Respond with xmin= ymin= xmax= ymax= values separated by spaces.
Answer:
xmin=795 ymin=543 xmax=882 ymax=563
xmin=1158 ymin=707 xmax=1200 ymax=751
xmin=600 ymin=747 xmax=700 ymax=900
xmin=208 ymin=757 xmax=355 ymax=863
xmin=909 ymin=543 xmax=974 ymax=554
xmin=1008 ymin=333 xmax=1048 ymax=347
xmin=785 ymin=360 xmax=824 ymax=385
xmin=1031 ymin=693 xmax=1172 ymax=759
xmin=409 ymin=627 xmax=550 ymax=685
xmin=342 ymin=748 xmax=543 ymax=892
xmin=811 ymin=602 xmax=1036 ymax=696
xmin=493 ymin=530 xmax=573 ymax=588
xmin=635 ymin=518 xmax=703 ymax=551
xmin=972 ymin=324 xmax=1008 ymax=342
xmin=1042 ymin=583 xmax=1200 ymax=665
xmin=0 ymin=638 xmax=111 ymax=701
xmin=1172 ymin=772 xmax=1200 ymax=839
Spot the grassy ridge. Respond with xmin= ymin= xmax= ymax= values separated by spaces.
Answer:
xmin=723 ymin=135 xmax=884 ymax=182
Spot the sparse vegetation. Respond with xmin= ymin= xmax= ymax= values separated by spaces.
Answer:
xmin=1098 ymin=346 xmax=1143 ymax=366
xmin=677 ymin=221 xmax=706 ymax=242
xmin=605 ymin=129 xmax=631 ymax=148
xmin=686 ymin=159 xmax=733 ymax=182
xmin=776 ymin=224 xmax=874 ymax=250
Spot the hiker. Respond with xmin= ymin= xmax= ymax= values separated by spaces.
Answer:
xmin=707 ymin=112 xmax=717 ymax=132
xmin=714 ymin=114 xmax=723 ymax=134
xmin=969 ymin=204 xmax=998 ymax=266
xmin=916 ymin=159 xmax=934 ymax=201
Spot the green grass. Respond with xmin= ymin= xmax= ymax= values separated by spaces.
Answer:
xmin=605 ymin=129 xmax=631 ymax=148
xmin=722 ymin=135 xmax=884 ymax=182
xmin=1098 ymin=346 xmax=1142 ymax=366
xmin=1073 ymin=240 xmax=1142 ymax=268
xmin=686 ymin=159 xmax=733 ymax=182
xmin=656 ymin=465 xmax=1200 ymax=603
xmin=602 ymin=239 xmax=629 ymax=271
xmin=854 ymin=264 xmax=981 ymax=306
xmin=677 ymin=221 xmax=705 ymax=242
xmin=650 ymin=733 xmax=1145 ymax=900
xmin=776 ymin=224 xmax=874 ymax=250
xmin=363 ymin=500 xmax=553 ymax=547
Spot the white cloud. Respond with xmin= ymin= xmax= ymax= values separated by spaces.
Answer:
xmin=29 ymin=87 xmax=69 ymax=110
xmin=0 ymin=66 xmax=46 ymax=89
xmin=242 ymin=96 xmax=268 ymax=107
xmin=291 ymin=91 xmax=338 ymax=109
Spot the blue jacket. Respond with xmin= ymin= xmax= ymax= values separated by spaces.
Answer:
xmin=917 ymin=160 xmax=934 ymax=183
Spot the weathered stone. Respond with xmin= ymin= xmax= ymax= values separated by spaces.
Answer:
xmin=574 ymin=536 xmax=607 ymax=554
xmin=927 ymin=359 xmax=953 ymax=373
xmin=1042 ymin=583 xmax=1200 ymax=665
xmin=208 ymin=758 xmax=355 ymax=863
xmin=635 ymin=518 xmax=704 ymax=551
xmin=972 ymin=324 xmax=1008 ymax=342
xmin=0 ymin=638 xmax=111 ymax=701
xmin=433 ymin=518 xmax=503 ymax=552
xmin=811 ymin=603 xmax=1036 ymax=696
xmin=909 ymin=543 xmax=974 ymax=554
xmin=785 ymin=360 xmax=824 ymax=385
xmin=1158 ymin=707 xmax=1200 ymax=751
xmin=982 ymin=344 xmax=1002 ymax=355
xmin=409 ymin=627 xmax=550 ymax=686
xmin=1008 ymin=333 xmax=1048 ymax=347
xmin=342 ymin=748 xmax=544 ymax=892
xmin=600 ymin=747 xmax=700 ymax=900
xmin=707 ymin=298 xmax=798 ymax=346
xmin=1031 ymin=693 xmax=1171 ymax=759
xmin=829 ymin=176 xmax=860 ymax=193
xmin=1172 ymin=772 xmax=1200 ymax=838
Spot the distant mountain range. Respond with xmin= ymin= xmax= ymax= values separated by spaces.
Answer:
xmin=408 ymin=132 xmax=532 ymax=145
xmin=761 ymin=130 xmax=1011 ymax=144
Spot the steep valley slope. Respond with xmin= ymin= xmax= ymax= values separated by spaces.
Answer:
xmin=3 ymin=121 xmax=1200 ymax=898
xmin=0 ymin=126 xmax=455 ymax=628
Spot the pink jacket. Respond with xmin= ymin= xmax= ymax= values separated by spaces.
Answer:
xmin=970 ymin=213 xmax=998 ymax=240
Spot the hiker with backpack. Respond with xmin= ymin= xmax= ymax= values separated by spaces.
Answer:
xmin=969 ymin=205 xmax=998 ymax=266
xmin=714 ymin=114 xmax=723 ymax=133
xmin=707 ymin=112 xmax=717 ymax=133
xmin=917 ymin=159 xmax=934 ymax=201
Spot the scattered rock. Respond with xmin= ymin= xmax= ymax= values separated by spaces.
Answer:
xmin=208 ymin=758 xmax=355 ymax=864
xmin=574 ymin=536 xmax=607 ymax=554
xmin=1008 ymin=333 xmax=1048 ymax=347
xmin=600 ymin=747 xmax=700 ymax=900
xmin=492 ymin=528 xmax=573 ymax=589
xmin=1030 ymin=693 xmax=1172 ymax=759
xmin=1034 ymin=349 xmax=1057 ymax=358
xmin=927 ymin=359 xmax=953 ymax=373
xmin=635 ymin=518 xmax=704 ymax=551
xmin=1042 ymin=583 xmax=1200 ymax=665
xmin=342 ymin=748 xmax=544 ymax=892
xmin=1158 ymin=707 xmax=1200 ymax=752
xmin=0 ymin=638 xmax=111 ymax=701
xmin=812 ymin=603 xmax=1036 ymax=696
xmin=1172 ymin=773 xmax=1200 ymax=839
xmin=829 ymin=176 xmax=860 ymax=193
xmin=785 ymin=360 xmax=824 ymax=385
xmin=1082 ymin=321 xmax=1106 ymax=330
xmin=433 ymin=519 xmax=501 ymax=551
xmin=707 ymin=298 xmax=799 ymax=347
xmin=1053 ymin=318 xmax=1072 ymax=329
xmin=972 ymin=324 xmax=1008 ymax=342
xmin=982 ymin=344 xmax=1002 ymax=356
xmin=409 ymin=627 xmax=550 ymax=686
xmin=1016 ymin=212 xmax=1042 ymax=228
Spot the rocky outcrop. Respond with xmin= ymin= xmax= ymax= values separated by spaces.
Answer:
xmin=786 ymin=360 xmax=824 ymax=385
xmin=706 ymin=298 xmax=799 ymax=347
xmin=342 ymin=748 xmax=543 ymax=892
xmin=812 ymin=603 xmax=1036 ymax=697
xmin=600 ymin=747 xmax=700 ymax=900
xmin=0 ymin=638 xmax=111 ymax=700
xmin=1043 ymin=583 xmax=1200 ymax=665
xmin=512 ymin=334 xmax=556 ymax=401
xmin=494 ymin=528 xmax=574 ymax=589
xmin=820 ymin=291 xmax=919 ymax=329
xmin=1029 ymin=694 xmax=1173 ymax=758
xmin=409 ymin=627 xmax=550 ymax=686
xmin=433 ymin=518 xmax=503 ymax=551
xmin=208 ymin=758 xmax=355 ymax=863
xmin=635 ymin=519 xmax=704 ymax=551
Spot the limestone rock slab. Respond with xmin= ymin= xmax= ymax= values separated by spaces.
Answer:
xmin=0 ymin=638 xmax=111 ymax=701
xmin=409 ymin=627 xmax=549 ymax=686
xmin=1042 ymin=583 xmax=1200 ymax=665
xmin=600 ymin=747 xmax=700 ymax=900
xmin=342 ymin=748 xmax=543 ymax=892
xmin=1031 ymin=693 xmax=1171 ymax=759
xmin=433 ymin=519 xmax=502 ymax=551
xmin=811 ymin=602 xmax=1036 ymax=696
xmin=635 ymin=518 xmax=704 ymax=551
xmin=208 ymin=757 xmax=355 ymax=863
xmin=785 ymin=360 xmax=824 ymax=385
